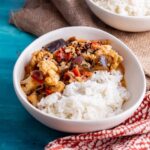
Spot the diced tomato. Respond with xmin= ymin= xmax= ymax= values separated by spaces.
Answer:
xmin=65 ymin=52 xmax=72 ymax=61
xmin=91 ymin=42 xmax=99 ymax=50
xmin=82 ymin=71 xmax=92 ymax=77
xmin=63 ymin=72 xmax=71 ymax=81
xmin=54 ymin=48 xmax=64 ymax=62
xmin=72 ymin=66 xmax=81 ymax=77
xmin=45 ymin=89 xmax=53 ymax=95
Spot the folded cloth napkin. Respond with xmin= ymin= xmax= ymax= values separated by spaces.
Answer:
xmin=45 ymin=92 xmax=150 ymax=150
xmin=10 ymin=0 xmax=150 ymax=90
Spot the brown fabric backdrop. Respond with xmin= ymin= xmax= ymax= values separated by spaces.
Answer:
xmin=10 ymin=0 xmax=150 ymax=90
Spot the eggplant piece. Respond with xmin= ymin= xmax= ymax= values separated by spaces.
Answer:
xmin=45 ymin=39 xmax=66 ymax=52
xmin=72 ymin=56 xmax=84 ymax=65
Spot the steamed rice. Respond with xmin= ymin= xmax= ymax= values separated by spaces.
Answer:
xmin=93 ymin=0 xmax=150 ymax=16
xmin=37 ymin=70 xmax=130 ymax=120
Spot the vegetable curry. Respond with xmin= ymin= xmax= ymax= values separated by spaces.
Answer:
xmin=21 ymin=37 xmax=123 ymax=106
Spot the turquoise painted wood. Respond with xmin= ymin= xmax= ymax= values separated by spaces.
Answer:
xmin=0 ymin=0 xmax=69 ymax=149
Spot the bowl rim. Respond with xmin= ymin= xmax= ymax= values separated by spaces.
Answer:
xmin=86 ymin=0 xmax=150 ymax=19
xmin=13 ymin=26 xmax=146 ymax=123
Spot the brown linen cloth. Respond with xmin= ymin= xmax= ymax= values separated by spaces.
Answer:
xmin=10 ymin=0 xmax=150 ymax=90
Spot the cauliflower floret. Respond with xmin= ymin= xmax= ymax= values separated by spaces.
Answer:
xmin=38 ymin=59 xmax=60 ymax=86
xmin=45 ymin=74 xmax=60 ymax=86
xmin=109 ymin=50 xmax=123 ymax=70
xmin=27 ymin=92 xmax=38 ymax=106
xmin=30 ymin=50 xmax=53 ymax=67
xmin=21 ymin=76 xmax=40 ymax=94
xmin=51 ymin=81 xmax=65 ymax=92
xmin=38 ymin=59 xmax=58 ymax=75
xmin=82 ymin=53 xmax=97 ymax=62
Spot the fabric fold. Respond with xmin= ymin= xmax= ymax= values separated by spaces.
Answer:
xmin=10 ymin=0 xmax=68 ymax=36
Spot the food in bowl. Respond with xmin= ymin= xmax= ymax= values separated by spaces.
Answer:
xmin=20 ymin=37 xmax=130 ymax=120
xmin=92 ymin=0 xmax=150 ymax=16
xmin=14 ymin=27 xmax=146 ymax=132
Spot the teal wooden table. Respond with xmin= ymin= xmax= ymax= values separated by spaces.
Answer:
xmin=0 ymin=1 xmax=69 ymax=149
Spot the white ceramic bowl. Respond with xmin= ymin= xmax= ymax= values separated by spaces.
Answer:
xmin=13 ymin=27 xmax=146 ymax=133
xmin=86 ymin=0 xmax=150 ymax=32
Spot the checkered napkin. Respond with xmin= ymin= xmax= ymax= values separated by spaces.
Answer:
xmin=45 ymin=92 xmax=150 ymax=150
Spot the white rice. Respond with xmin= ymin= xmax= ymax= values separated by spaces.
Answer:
xmin=37 ymin=70 xmax=130 ymax=120
xmin=93 ymin=0 xmax=150 ymax=16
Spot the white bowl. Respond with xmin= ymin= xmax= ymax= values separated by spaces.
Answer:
xmin=13 ymin=26 xmax=146 ymax=133
xmin=86 ymin=0 xmax=150 ymax=32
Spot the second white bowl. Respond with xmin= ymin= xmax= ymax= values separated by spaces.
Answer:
xmin=86 ymin=0 xmax=150 ymax=32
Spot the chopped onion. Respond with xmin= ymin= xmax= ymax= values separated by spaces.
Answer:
xmin=99 ymin=55 xmax=108 ymax=67
xmin=72 ymin=56 xmax=84 ymax=65
xmin=31 ymin=70 xmax=44 ymax=83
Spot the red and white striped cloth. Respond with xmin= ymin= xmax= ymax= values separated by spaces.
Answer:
xmin=45 ymin=92 xmax=150 ymax=150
